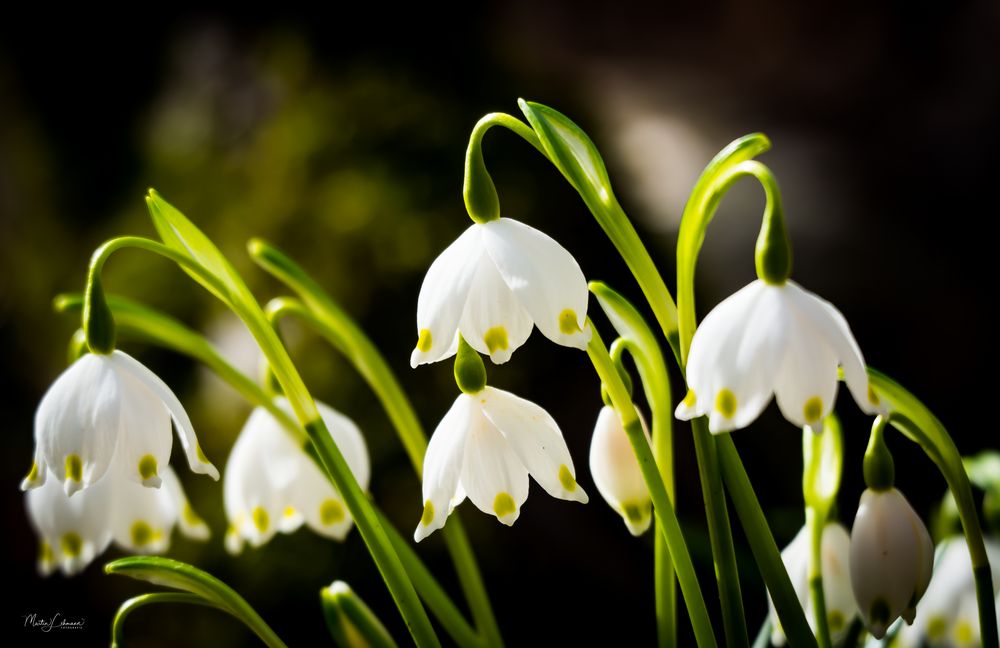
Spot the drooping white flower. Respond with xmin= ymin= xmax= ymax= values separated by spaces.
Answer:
xmin=896 ymin=536 xmax=1000 ymax=648
xmin=675 ymin=279 xmax=882 ymax=434
xmin=410 ymin=218 xmax=590 ymax=367
xmin=25 ymin=462 xmax=208 ymax=576
xmin=850 ymin=487 xmax=934 ymax=639
xmin=414 ymin=386 xmax=588 ymax=541
xmin=766 ymin=522 xmax=856 ymax=646
xmin=224 ymin=397 xmax=370 ymax=554
xmin=589 ymin=405 xmax=652 ymax=536
xmin=23 ymin=350 xmax=218 ymax=497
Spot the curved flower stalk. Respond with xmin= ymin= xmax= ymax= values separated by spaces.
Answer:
xmin=23 ymin=349 xmax=218 ymax=497
xmin=896 ymin=536 xmax=1000 ymax=648
xmin=767 ymin=522 xmax=855 ymax=646
xmin=225 ymin=398 xmax=370 ymax=553
xmin=589 ymin=404 xmax=653 ymax=536
xmin=675 ymin=279 xmax=881 ymax=433
xmin=26 ymin=462 xmax=208 ymax=576
xmin=410 ymin=217 xmax=590 ymax=367
xmin=415 ymin=337 xmax=587 ymax=541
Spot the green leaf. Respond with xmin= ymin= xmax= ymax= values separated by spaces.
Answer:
xmin=145 ymin=189 xmax=247 ymax=306
xmin=518 ymin=100 xmax=614 ymax=208
xmin=106 ymin=557 xmax=288 ymax=648
xmin=321 ymin=581 xmax=399 ymax=648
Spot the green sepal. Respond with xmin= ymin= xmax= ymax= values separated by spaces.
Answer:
xmin=321 ymin=581 xmax=399 ymax=648
xmin=518 ymin=99 xmax=615 ymax=208
xmin=464 ymin=131 xmax=501 ymax=224
xmin=753 ymin=184 xmax=792 ymax=284
xmin=454 ymin=335 xmax=486 ymax=395
xmin=83 ymin=273 xmax=116 ymax=354
xmin=863 ymin=416 xmax=895 ymax=491
xmin=105 ymin=556 xmax=287 ymax=648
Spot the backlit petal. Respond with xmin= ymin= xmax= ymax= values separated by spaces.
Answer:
xmin=111 ymin=350 xmax=219 ymax=479
xmin=36 ymin=353 xmax=121 ymax=495
xmin=480 ymin=386 xmax=587 ymax=503
xmin=411 ymin=225 xmax=483 ymax=367
xmin=481 ymin=218 xmax=590 ymax=350
xmin=458 ymin=254 xmax=534 ymax=364
xmin=459 ymin=406 xmax=529 ymax=526
xmin=414 ymin=395 xmax=473 ymax=542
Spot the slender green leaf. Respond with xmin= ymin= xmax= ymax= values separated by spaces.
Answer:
xmin=106 ymin=557 xmax=288 ymax=648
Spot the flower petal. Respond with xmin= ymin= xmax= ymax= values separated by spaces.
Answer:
xmin=315 ymin=400 xmax=371 ymax=491
xmin=773 ymin=311 xmax=839 ymax=431
xmin=414 ymin=395 xmax=473 ymax=542
xmin=161 ymin=467 xmax=210 ymax=540
xmin=114 ymin=368 xmax=172 ymax=488
xmin=108 ymin=464 xmax=177 ymax=554
xmin=678 ymin=280 xmax=768 ymax=426
xmin=787 ymin=281 xmax=882 ymax=416
xmin=223 ymin=411 xmax=284 ymax=553
xmin=290 ymin=459 xmax=354 ymax=541
xmin=411 ymin=225 xmax=483 ymax=367
xmin=25 ymin=472 xmax=112 ymax=576
xmin=589 ymin=405 xmax=651 ymax=535
xmin=481 ymin=218 xmax=591 ymax=350
xmin=458 ymin=254 xmax=534 ymax=364
xmin=479 ymin=386 xmax=587 ymax=503
xmin=111 ymin=350 xmax=219 ymax=479
xmin=459 ymin=407 xmax=529 ymax=526
xmin=36 ymin=353 xmax=122 ymax=495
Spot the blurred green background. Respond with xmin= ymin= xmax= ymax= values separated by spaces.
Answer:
xmin=3 ymin=4 xmax=999 ymax=646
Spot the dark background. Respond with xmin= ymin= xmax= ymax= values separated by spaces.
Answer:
xmin=2 ymin=3 xmax=998 ymax=646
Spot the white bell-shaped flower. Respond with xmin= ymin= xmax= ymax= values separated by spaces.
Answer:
xmin=414 ymin=386 xmax=588 ymax=541
xmin=896 ymin=536 xmax=1000 ymax=648
xmin=224 ymin=397 xmax=370 ymax=554
xmin=589 ymin=405 xmax=652 ymax=536
xmin=850 ymin=487 xmax=934 ymax=638
xmin=24 ymin=350 xmax=218 ymax=497
xmin=25 ymin=462 xmax=208 ymax=576
xmin=766 ymin=522 xmax=856 ymax=646
xmin=675 ymin=279 xmax=881 ymax=434
xmin=410 ymin=218 xmax=590 ymax=367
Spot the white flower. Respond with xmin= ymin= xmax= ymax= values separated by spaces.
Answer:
xmin=850 ymin=487 xmax=934 ymax=638
xmin=675 ymin=279 xmax=882 ymax=433
xmin=25 ymin=462 xmax=208 ymax=577
xmin=410 ymin=218 xmax=591 ymax=367
xmin=896 ymin=536 xmax=1000 ymax=648
xmin=766 ymin=522 xmax=855 ymax=646
xmin=224 ymin=397 xmax=370 ymax=554
xmin=414 ymin=386 xmax=587 ymax=541
xmin=24 ymin=350 xmax=218 ymax=497
xmin=588 ymin=405 xmax=652 ymax=536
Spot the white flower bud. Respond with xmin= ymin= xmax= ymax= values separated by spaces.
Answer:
xmin=849 ymin=487 xmax=934 ymax=638
xmin=588 ymin=405 xmax=652 ymax=536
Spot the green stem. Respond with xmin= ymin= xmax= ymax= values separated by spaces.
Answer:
xmin=250 ymin=240 xmax=502 ymax=648
xmin=587 ymin=320 xmax=717 ymax=648
xmin=112 ymin=593 xmax=228 ymax=648
xmin=590 ymin=282 xmax=676 ymax=647
xmin=691 ymin=417 xmax=749 ymax=648
xmin=88 ymin=236 xmax=439 ymax=648
xmin=716 ymin=435 xmax=818 ymax=648
xmin=376 ymin=508 xmax=485 ymax=648
xmin=867 ymin=368 xmax=998 ymax=648
xmin=806 ymin=508 xmax=832 ymax=648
